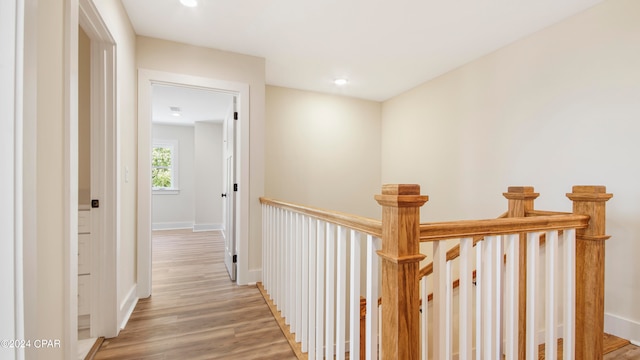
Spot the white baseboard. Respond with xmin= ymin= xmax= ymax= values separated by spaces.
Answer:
xmin=119 ymin=285 xmax=138 ymax=330
xmin=152 ymin=222 xmax=193 ymax=230
xmin=247 ymin=269 xmax=262 ymax=284
xmin=605 ymin=312 xmax=640 ymax=344
xmin=192 ymin=223 xmax=223 ymax=232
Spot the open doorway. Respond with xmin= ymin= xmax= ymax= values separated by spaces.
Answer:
xmin=137 ymin=70 xmax=249 ymax=297
xmin=149 ymin=84 xmax=238 ymax=281
xmin=78 ymin=0 xmax=119 ymax=343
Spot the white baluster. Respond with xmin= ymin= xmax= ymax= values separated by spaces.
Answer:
xmin=336 ymin=226 xmax=348 ymax=359
xmin=266 ymin=205 xmax=271 ymax=291
xmin=325 ymin=223 xmax=336 ymax=359
xmin=295 ymin=214 xmax=302 ymax=339
xmin=301 ymin=216 xmax=309 ymax=352
xmin=545 ymin=230 xmax=558 ymax=360
xmin=433 ymin=240 xmax=447 ymax=359
xmin=310 ymin=220 xmax=327 ymax=360
xmin=284 ymin=210 xmax=291 ymax=321
xmin=459 ymin=237 xmax=473 ymax=360
xmin=349 ymin=230 xmax=361 ymax=360
xmin=494 ymin=235 xmax=503 ymax=360
xmin=475 ymin=240 xmax=483 ymax=360
xmin=315 ymin=221 xmax=326 ymax=360
xmin=308 ymin=219 xmax=316 ymax=359
xmin=504 ymin=234 xmax=519 ymax=360
xmin=563 ymin=229 xmax=576 ymax=360
xmin=446 ymin=259 xmax=453 ymax=359
xmin=526 ymin=232 xmax=539 ymax=360
xmin=275 ymin=208 xmax=282 ymax=307
xmin=366 ymin=235 xmax=380 ymax=360
xmin=421 ymin=275 xmax=429 ymax=360
xmin=378 ymin=303 xmax=382 ymax=359
xmin=482 ymin=236 xmax=496 ymax=360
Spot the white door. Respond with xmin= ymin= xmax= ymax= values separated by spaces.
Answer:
xmin=223 ymin=97 xmax=237 ymax=281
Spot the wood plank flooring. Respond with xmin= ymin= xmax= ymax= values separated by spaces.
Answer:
xmin=94 ymin=229 xmax=296 ymax=360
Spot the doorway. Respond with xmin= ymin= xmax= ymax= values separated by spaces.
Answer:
xmin=149 ymin=83 xmax=237 ymax=280
xmin=79 ymin=0 xmax=119 ymax=341
xmin=138 ymin=70 xmax=249 ymax=297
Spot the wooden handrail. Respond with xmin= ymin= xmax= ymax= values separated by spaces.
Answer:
xmin=419 ymin=214 xmax=589 ymax=242
xmin=525 ymin=209 xmax=573 ymax=216
xmin=259 ymin=197 xmax=382 ymax=237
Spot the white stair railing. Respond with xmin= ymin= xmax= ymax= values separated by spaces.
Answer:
xmin=261 ymin=199 xmax=382 ymax=360
xmin=260 ymin=185 xmax=609 ymax=360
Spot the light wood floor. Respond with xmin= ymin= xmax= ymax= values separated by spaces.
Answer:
xmin=94 ymin=229 xmax=296 ymax=360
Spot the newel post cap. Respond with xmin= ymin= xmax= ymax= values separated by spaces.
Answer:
xmin=503 ymin=186 xmax=540 ymax=200
xmin=566 ymin=185 xmax=613 ymax=202
xmin=375 ymin=184 xmax=429 ymax=207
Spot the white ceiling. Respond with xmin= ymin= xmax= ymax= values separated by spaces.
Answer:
xmin=122 ymin=0 xmax=604 ymax=102
xmin=152 ymin=84 xmax=234 ymax=126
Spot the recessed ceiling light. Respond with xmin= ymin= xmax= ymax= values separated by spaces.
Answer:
xmin=170 ymin=106 xmax=182 ymax=116
xmin=334 ymin=78 xmax=349 ymax=86
xmin=180 ymin=0 xmax=198 ymax=7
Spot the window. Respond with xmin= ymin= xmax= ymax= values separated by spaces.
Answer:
xmin=152 ymin=140 xmax=179 ymax=194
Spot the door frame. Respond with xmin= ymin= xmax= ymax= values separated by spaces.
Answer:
xmin=223 ymin=99 xmax=237 ymax=281
xmin=1 ymin=1 xmax=22 ymax=358
xmin=79 ymin=0 xmax=119 ymax=338
xmin=137 ymin=69 xmax=250 ymax=297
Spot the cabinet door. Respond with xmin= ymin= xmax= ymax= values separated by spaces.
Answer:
xmin=78 ymin=209 xmax=91 ymax=234
xmin=78 ymin=234 xmax=91 ymax=275
xmin=78 ymin=274 xmax=91 ymax=315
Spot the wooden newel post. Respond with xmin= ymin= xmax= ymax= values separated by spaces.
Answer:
xmin=567 ymin=185 xmax=612 ymax=360
xmin=503 ymin=186 xmax=539 ymax=360
xmin=375 ymin=184 xmax=429 ymax=360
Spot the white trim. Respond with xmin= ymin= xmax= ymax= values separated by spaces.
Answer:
xmin=0 ymin=1 xmax=21 ymax=358
xmin=64 ymin=1 xmax=80 ymax=358
xmin=152 ymin=189 xmax=180 ymax=195
xmin=246 ymin=269 xmax=263 ymax=284
xmin=193 ymin=223 xmax=223 ymax=232
xmin=119 ymin=285 xmax=138 ymax=330
xmin=605 ymin=312 xmax=640 ymax=345
xmin=79 ymin=0 xmax=119 ymax=338
xmin=138 ymin=69 xmax=251 ymax=297
xmin=152 ymin=222 xmax=194 ymax=231
xmin=21 ymin=1 xmax=38 ymax=357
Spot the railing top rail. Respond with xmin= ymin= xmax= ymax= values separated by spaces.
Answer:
xmin=419 ymin=213 xmax=589 ymax=242
xmin=260 ymin=197 xmax=382 ymax=237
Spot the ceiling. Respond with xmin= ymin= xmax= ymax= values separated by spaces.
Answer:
xmin=152 ymin=84 xmax=234 ymax=126
xmin=122 ymin=0 xmax=604 ymax=102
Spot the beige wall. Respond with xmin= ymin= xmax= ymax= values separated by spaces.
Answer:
xmin=136 ymin=36 xmax=266 ymax=272
xmin=36 ymin=1 xmax=66 ymax=356
xmin=265 ymin=86 xmax=382 ymax=218
xmin=381 ymin=0 xmax=640 ymax=341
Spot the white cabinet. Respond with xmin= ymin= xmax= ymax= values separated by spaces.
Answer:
xmin=78 ymin=207 xmax=91 ymax=316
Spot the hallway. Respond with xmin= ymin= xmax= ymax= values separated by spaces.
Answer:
xmin=94 ymin=229 xmax=295 ymax=359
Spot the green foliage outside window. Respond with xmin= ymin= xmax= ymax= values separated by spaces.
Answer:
xmin=152 ymin=146 xmax=172 ymax=188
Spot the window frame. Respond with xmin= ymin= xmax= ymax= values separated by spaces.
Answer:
xmin=152 ymin=139 xmax=179 ymax=195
